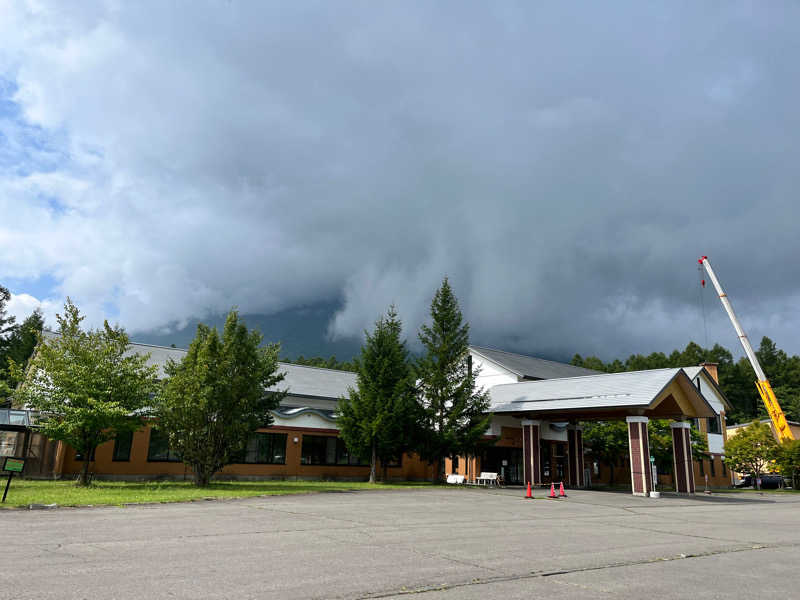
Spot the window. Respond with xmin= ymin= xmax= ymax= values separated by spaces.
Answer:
xmin=722 ymin=461 xmax=727 ymax=476
xmin=710 ymin=456 xmax=716 ymax=476
xmin=707 ymin=416 xmax=721 ymax=434
xmin=300 ymin=435 xmax=367 ymax=466
xmin=74 ymin=447 xmax=96 ymax=462
xmin=113 ymin=431 xmax=133 ymax=462
xmin=698 ymin=458 xmax=705 ymax=476
xmin=452 ymin=456 xmax=459 ymax=471
xmin=236 ymin=432 xmax=287 ymax=464
xmin=147 ymin=429 xmax=181 ymax=462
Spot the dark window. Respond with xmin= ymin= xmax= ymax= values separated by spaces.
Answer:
xmin=452 ymin=456 xmax=459 ymax=471
xmin=698 ymin=458 xmax=705 ymax=476
xmin=300 ymin=435 xmax=367 ymax=466
xmin=235 ymin=432 xmax=287 ymax=464
xmin=707 ymin=416 xmax=721 ymax=434
xmin=74 ymin=447 xmax=96 ymax=462
xmin=710 ymin=456 xmax=716 ymax=476
xmin=113 ymin=431 xmax=133 ymax=462
xmin=147 ymin=429 xmax=181 ymax=462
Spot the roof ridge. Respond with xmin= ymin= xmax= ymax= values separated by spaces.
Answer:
xmin=490 ymin=366 xmax=682 ymax=387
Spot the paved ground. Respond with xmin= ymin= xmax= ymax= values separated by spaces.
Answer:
xmin=1 ymin=487 xmax=799 ymax=599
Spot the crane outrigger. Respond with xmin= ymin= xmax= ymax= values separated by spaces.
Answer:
xmin=698 ymin=256 xmax=795 ymax=442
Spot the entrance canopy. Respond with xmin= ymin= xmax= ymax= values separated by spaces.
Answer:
xmin=489 ymin=368 xmax=716 ymax=421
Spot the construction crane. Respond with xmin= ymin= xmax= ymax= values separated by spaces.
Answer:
xmin=698 ymin=256 xmax=795 ymax=442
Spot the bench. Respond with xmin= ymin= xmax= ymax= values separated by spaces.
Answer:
xmin=446 ymin=474 xmax=465 ymax=485
xmin=475 ymin=472 xmax=498 ymax=487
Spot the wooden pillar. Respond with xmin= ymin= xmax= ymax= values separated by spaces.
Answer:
xmin=567 ymin=425 xmax=584 ymax=488
xmin=626 ymin=416 xmax=653 ymax=496
xmin=521 ymin=419 xmax=541 ymax=486
xmin=670 ymin=422 xmax=695 ymax=494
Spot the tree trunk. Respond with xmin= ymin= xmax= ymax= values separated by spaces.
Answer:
xmin=369 ymin=441 xmax=376 ymax=484
xmin=79 ymin=455 xmax=92 ymax=486
xmin=194 ymin=465 xmax=211 ymax=487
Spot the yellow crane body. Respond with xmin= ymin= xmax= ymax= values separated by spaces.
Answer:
xmin=699 ymin=256 xmax=795 ymax=442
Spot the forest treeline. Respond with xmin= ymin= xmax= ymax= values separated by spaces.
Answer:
xmin=571 ymin=338 xmax=800 ymax=425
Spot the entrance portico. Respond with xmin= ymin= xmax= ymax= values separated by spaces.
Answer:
xmin=489 ymin=368 xmax=717 ymax=495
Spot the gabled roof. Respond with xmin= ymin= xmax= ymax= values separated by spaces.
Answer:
xmin=469 ymin=345 xmax=600 ymax=380
xmin=681 ymin=366 xmax=733 ymax=411
xmin=489 ymin=367 xmax=716 ymax=419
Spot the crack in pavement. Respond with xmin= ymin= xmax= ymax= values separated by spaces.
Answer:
xmin=352 ymin=542 xmax=777 ymax=599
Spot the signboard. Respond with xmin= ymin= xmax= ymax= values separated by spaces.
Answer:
xmin=3 ymin=457 xmax=24 ymax=473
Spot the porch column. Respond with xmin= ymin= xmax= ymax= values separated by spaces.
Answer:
xmin=626 ymin=416 xmax=653 ymax=496
xmin=567 ymin=425 xmax=585 ymax=488
xmin=521 ymin=419 xmax=541 ymax=486
xmin=670 ymin=421 xmax=695 ymax=494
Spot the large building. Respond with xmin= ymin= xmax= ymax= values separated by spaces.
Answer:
xmin=4 ymin=340 xmax=731 ymax=494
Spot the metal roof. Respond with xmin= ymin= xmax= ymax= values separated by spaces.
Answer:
xmin=40 ymin=331 xmax=356 ymax=401
xmin=489 ymin=368 xmax=701 ymax=414
xmin=470 ymin=345 xmax=600 ymax=380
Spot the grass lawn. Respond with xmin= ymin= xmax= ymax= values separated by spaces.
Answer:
xmin=0 ymin=479 xmax=436 ymax=508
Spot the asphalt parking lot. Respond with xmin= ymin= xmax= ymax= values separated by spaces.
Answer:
xmin=2 ymin=487 xmax=799 ymax=599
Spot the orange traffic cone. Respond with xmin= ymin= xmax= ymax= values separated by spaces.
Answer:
xmin=549 ymin=482 xmax=557 ymax=498
xmin=526 ymin=481 xmax=533 ymax=499
xmin=559 ymin=482 xmax=567 ymax=497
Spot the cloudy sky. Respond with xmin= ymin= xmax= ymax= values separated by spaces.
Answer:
xmin=2 ymin=1 xmax=799 ymax=360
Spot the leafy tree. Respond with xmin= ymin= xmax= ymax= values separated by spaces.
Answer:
xmin=12 ymin=299 xmax=159 ymax=486
xmin=775 ymin=439 xmax=800 ymax=490
xmin=338 ymin=307 xmax=420 ymax=483
xmin=647 ymin=420 xmax=708 ymax=477
xmin=416 ymin=278 xmax=491 ymax=483
xmin=724 ymin=421 xmax=778 ymax=489
xmin=2 ymin=309 xmax=45 ymax=377
xmin=582 ymin=421 xmax=628 ymax=485
xmin=0 ymin=285 xmax=15 ymax=340
xmin=154 ymin=310 xmax=286 ymax=487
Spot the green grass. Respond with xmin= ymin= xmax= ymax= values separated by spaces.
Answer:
xmin=0 ymin=479 xmax=436 ymax=508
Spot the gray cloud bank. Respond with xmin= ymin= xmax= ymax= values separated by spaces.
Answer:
xmin=2 ymin=1 xmax=799 ymax=359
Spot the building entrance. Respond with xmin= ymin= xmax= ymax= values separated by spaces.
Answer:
xmin=480 ymin=447 xmax=523 ymax=485
xmin=540 ymin=440 xmax=567 ymax=484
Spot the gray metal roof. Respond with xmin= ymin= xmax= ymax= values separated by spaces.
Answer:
xmin=470 ymin=345 xmax=600 ymax=380
xmin=489 ymin=368 xmax=696 ymax=414
xmin=40 ymin=331 xmax=356 ymax=401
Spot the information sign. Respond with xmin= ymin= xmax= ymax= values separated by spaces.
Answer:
xmin=3 ymin=457 xmax=25 ymax=473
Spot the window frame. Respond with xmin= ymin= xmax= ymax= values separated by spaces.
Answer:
xmin=300 ymin=435 xmax=368 ymax=466
xmin=147 ymin=428 xmax=182 ymax=463
xmin=112 ymin=430 xmax=134 ymax=462
xmin=234 ymin=432 xmax=288 ymax=465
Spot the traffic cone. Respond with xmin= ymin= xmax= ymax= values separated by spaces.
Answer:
xmin=549 ymin=482 xmax=557 ymax=498
xmin=559 ymin=482 xmax=567 ymax=497
xmin=526 ymin=481 xmax=533 ymax=499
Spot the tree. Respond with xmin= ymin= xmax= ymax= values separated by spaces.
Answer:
xmin=154 ymin=310 xmax=286 ymax=487
xmin=338 ymin=307 xmax=419 ymax=483
xmin=0 ymin=285 xmax=15 ymax=340
xmin=582 ymin=421 xmax=628 ymax=485
xmin=724 ymin=421 xmax=778 ymax=490
xmin=647 ymin=420 xmax=708 ymax=478
xmin=416 ymin=278 xmax=491 ymax=483
xmin=12 ymin=299 xmax=159 ymax=485
xmin=287 ymin=355 xmax=358 ymax=372
xmin=2 ymin=309 xmax=45 ymax=378
xmin=775 ymin=439 xmax=800 ymax=490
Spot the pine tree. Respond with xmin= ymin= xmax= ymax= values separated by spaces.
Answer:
xmin=338 ymin=307 xmax=419 ymax=483
xmin=416 ymin=278 xmax=491 ymax=483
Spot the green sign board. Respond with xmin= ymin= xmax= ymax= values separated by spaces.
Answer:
xmin=3 ymin=458 xmax=24 ymax=473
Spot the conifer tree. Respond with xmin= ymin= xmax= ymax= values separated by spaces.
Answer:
xmin=338 ymin=306 xmax=419 ymax=483
xmin=155 ymin=311 xmax=286 ymax=487
xmin=416 ymin=278 xmax=491 ymax=482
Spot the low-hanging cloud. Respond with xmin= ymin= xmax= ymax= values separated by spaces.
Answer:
xmin=2 ymin=1 xmax=800 ymax=359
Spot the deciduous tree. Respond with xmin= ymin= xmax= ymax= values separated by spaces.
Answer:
xmin=13 ymin=299 xmax=159 ymax=486
xmin=724 ymin=421 xmax=778 ymax=490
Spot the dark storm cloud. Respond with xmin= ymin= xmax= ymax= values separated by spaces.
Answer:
xmin=2 ymin=1 xmax=799 ymax=358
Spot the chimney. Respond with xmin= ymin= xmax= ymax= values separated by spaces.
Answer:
xmin=700 ymin=362 xmax=719 ymax=384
